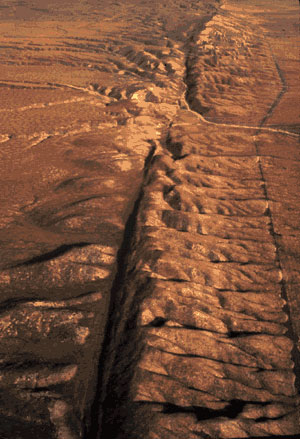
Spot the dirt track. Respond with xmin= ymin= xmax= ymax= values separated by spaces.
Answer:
xmin=0 ymin=1 xmax=299 ymax=438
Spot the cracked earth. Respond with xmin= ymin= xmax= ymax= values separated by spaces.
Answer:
xmin=0 ymin=0 xmax=299 ymax=438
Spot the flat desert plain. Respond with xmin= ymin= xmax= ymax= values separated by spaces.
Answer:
xmin=0 ymin=1 xmax=299 ymax=438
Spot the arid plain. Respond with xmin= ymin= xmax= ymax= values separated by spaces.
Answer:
xmin=0 ymin=0 xmax=299 ymax=438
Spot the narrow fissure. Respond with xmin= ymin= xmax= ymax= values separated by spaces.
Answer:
xmin=85 ymin=144 xmax=156 ymax=439
xmin=86 ymin=9 xmax=222 ymax=439
xmin=253 ymin=46 xmax=300 ymax=393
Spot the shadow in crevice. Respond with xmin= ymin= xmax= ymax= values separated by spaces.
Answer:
xmin=162 ymin=399 xmax=269 ymax=421
xmin=12 ymin=243 xmax=90 ymax=267
xmin=85 ymin=146 xmax=157 ymax=439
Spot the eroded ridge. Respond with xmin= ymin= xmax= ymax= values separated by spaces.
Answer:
xmin=99 ymin=2 xmax=300 ymax=438
xmin=183 ymin=3 xmax=299 ymax=138
xmin=0 ymin=1 xmax=220 ymax=438
xmin=100 ymin=116 xmax=300 ymax=439
xmin=185 ymin=11 xmax=281 ymax=125
xmin=0 ymin=0 xmax=299 ymax=438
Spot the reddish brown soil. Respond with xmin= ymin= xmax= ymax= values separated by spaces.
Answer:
xmin=0 ymin=1 xmax=299 ymax=438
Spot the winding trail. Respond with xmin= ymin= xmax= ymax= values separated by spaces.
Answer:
xmin=182 ymin=78 xmax=299 ymax=139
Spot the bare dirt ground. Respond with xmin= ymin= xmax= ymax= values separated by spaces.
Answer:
xmin=0 ymin=1 xmax=299 ymax=438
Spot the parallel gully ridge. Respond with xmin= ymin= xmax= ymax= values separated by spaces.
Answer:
xmin=95 ymin=3 xmax=300 ymax=439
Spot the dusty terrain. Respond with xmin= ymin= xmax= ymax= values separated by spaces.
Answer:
xmin=0 ymin=0 xmax=299 ymax=438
